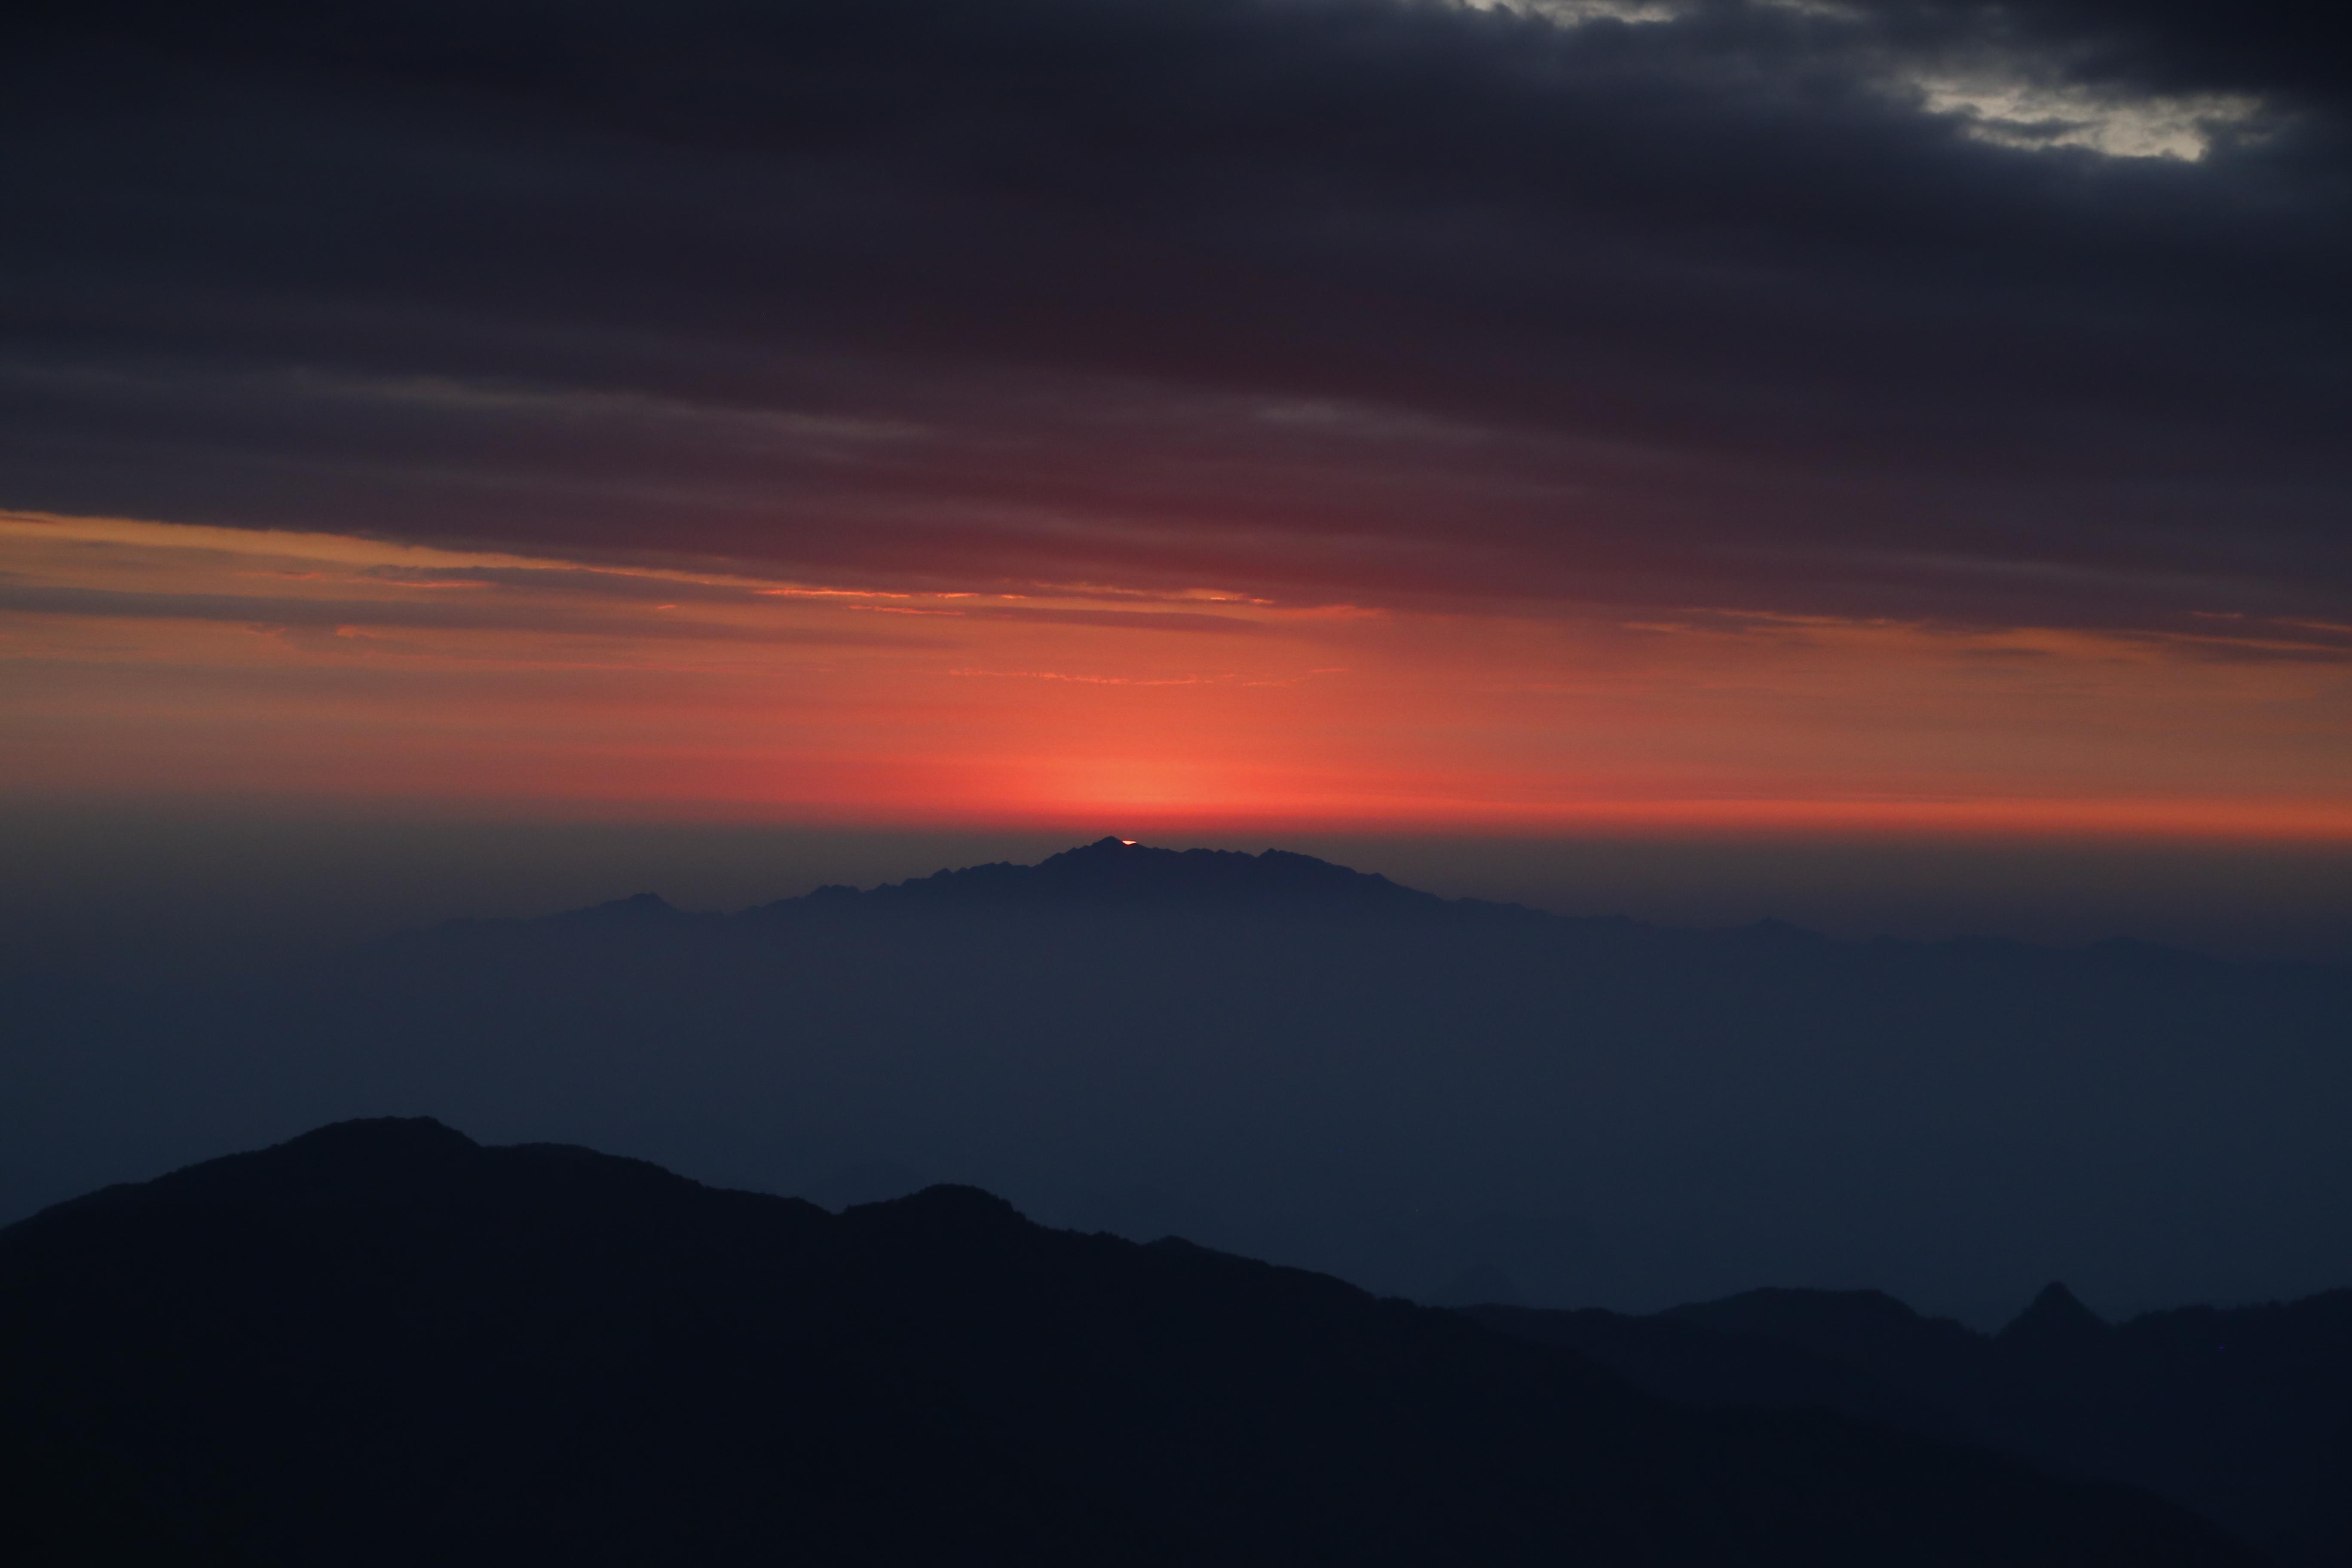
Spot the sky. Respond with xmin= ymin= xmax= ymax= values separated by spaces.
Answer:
xmin=6 ymin=0 xmax=2352 ymax=950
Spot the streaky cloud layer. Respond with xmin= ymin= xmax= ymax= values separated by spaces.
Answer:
xmin=4 ymin=0 xmax=2349 ymax=628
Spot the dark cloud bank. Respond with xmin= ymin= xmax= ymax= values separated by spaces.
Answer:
xmin=6 ymin=0 xmax=2349 ymax=629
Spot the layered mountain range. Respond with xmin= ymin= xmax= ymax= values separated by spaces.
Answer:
xmin=8 ymin=839 xmax=2348 ymax=1328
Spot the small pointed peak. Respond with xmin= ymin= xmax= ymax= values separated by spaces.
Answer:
xmin=2000 ymin=1280 xmax=2107 ymax=1343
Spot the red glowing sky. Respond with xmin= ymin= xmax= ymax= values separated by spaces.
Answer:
xmin=9 ymin=0 xmax=2352 ymax=861
xmin=6 ymin=511 xmax=2348 ymax=843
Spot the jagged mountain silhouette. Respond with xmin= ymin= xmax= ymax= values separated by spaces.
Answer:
xmin=0 ymin=1121 xmax=2260 ymax=1567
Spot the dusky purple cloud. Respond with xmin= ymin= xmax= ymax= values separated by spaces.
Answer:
xmin=3 ymin=0 xmax=2347 ymax=634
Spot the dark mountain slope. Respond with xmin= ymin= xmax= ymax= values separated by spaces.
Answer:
xmin=1472 ymin=1283 xmax=2352 ymax=1565
xmin=0 ymin=1121 xmax=2257 ymax=1568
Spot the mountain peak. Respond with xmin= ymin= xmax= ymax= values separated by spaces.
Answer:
xmin=179 ymin=1115 xmax=480 ymax=1177
xmin=836 ymin=839 xmax=1450 ymax=913
xmin=1999 ymin=1281 xmax=2108 ymax=1346
xmin=25 ymin=1117 xmax=486 ymax=1222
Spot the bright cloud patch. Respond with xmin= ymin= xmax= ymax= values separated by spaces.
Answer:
xmin=1914 ymin=74 xmax=2263 ymax=161
xmin=1455 ymin=0 xmax=1684 ymax=25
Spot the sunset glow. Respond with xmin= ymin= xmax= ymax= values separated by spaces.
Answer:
xmin=8 ymin=509 xmax=2347 ymax=842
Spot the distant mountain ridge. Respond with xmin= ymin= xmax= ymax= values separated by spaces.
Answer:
xmin=488 ymin=838 xmax=1547 ymax=928
xmin=0 ymin=1121 xmax=2262 ymax=1567
xmin=1470 ymin=1279 xmax=2352 ymax=1567
xmin=469 ymin=839 xmax=2259 ymax=968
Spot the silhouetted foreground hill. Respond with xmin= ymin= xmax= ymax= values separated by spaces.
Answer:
xmin=0 ymin=1122 xmax=2258 ymax=1568
xmin=1470 ymin=1283 xmax=2352 ymax=1566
